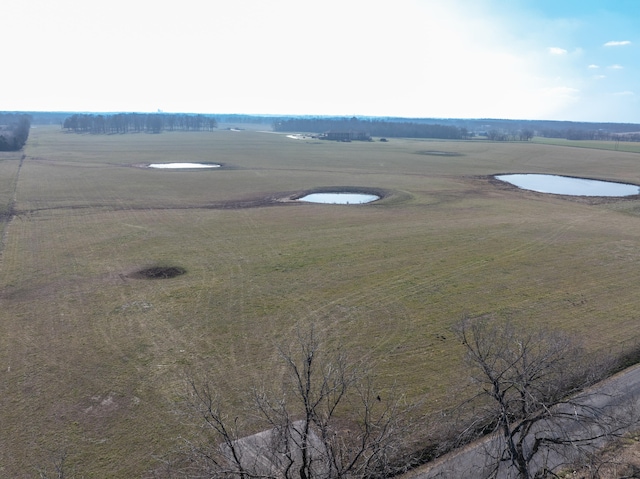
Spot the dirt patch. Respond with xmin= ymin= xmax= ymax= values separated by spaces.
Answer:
xmin=415 ymin=150 xmax=463 ymax=157
xmin=128 ymin=266 xmax=186 ymax=279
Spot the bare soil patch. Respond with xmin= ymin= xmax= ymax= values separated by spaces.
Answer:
xmin=128 ymin=266 xmax=186 ymax=279
xmin=415 ymin=150 xmax=463 ymax=157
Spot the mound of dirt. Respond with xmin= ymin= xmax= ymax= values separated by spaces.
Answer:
xmin=128 ymin=266 xmax=186 ymax=279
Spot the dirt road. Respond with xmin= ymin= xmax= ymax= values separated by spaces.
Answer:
xmin=403 ymin=363 xmax=640 ymax=478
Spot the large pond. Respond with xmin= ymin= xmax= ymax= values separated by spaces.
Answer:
xmin=148 ymin=163 xmax=220 ymax=169
xmin=496 ymin=174 xmax=640 ymax=197
xmin=297 ymin=193 xmax=380 ymax=204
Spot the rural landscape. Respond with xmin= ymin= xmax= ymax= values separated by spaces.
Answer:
xmin=2 ymin=113 xmax=640 ymax=477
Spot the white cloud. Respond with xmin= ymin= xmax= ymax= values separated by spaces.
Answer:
xmin=608 ymin=64 xmax=624 ymax=70
xmin=587 ymin=64 xmax=600 ymax=69
xmin=604 ymin=40 xmax=631 ymax=47
xmin=548 ymin=47 xmax=568 ymax=55
xmin=593 ymin=75 xmax=606 ymax=80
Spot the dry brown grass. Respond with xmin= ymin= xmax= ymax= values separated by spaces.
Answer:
xmin=3 ymin=127 xmax=640 ymax=476
xmin=562 ymin=433 xmax=640 ymax=478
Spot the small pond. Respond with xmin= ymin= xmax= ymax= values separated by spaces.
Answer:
xmin=496 ymin=174 xmax=640 ymax=197
xmin=148 ymin=163 xmax=220 ymax=169
xmin=297 ymin=193 xmax=380 ymax=204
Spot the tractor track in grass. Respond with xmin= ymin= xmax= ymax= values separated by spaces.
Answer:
xmin=306 ymin=217 xmax=579 ymax=315
xmin=239 ymin=211 xmax=551 ymax=358
xmin=0 ymin=155 xmax=25 ymax=267
xmin=15 ymin=185 xmax=396 ymax=216
xmin=15 ymin=196 xmax=303 ymax=216
xmin=292 ymin=213 xmax=607 ymax=361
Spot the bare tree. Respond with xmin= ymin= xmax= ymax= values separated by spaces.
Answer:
xmin=518 ymin=129 xmax=534 ymax=141
xmin=171 ymin=327 xmax=412 ymax=479
xmin=456 ymin=315 xmax=634 ymax=479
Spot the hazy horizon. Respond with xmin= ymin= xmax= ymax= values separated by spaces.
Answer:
xmin=3 ymin=0 xmax=639 ymax=123
xmin=14 ymin=111 xmax=640 ymax=127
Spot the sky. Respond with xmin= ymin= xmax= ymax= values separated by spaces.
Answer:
xmin=2 ymin=0 xmax=639 ymax=122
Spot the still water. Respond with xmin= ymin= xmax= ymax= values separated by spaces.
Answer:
xmin=148 ymin=163 xmax=220 ymax=169
xmin=496 ymin=174 xmax=640 ymax=197
xmin=298 ymin=193 xmax=380 ymax=204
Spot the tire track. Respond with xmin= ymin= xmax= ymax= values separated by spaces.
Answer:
xmin=307 ymin=218 xmax=580 ymax=319
xmin=285 ymin=216 xmax=592 ymax=358
xmin=0 ymin=155 xmax=25 ymax=271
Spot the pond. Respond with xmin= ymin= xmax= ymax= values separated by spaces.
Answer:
xmin=495 ymin=174 xmax=640 ymax=197
xmin=148 ymin=163 xmax=220 ymax=169
xmin=297 ymin=193 xmax=380 ymax=204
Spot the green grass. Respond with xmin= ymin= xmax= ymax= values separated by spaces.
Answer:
xmin=3 ymin=127 xmax=640 ymax=476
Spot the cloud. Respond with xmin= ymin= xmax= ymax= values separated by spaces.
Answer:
xmin=548 ymin=47 xmax=568 ymax=55
xmin=604 ymin=40 xmax=631 ymax=47
xmin=587 ymin=64 xmax=600 ymax=69
xmin=608 ymin=64 xmax=624 ymax=69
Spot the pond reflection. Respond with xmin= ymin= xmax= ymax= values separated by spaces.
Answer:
xmin=496 ymin=174 xmax=640 ymax=197
xmin=148 ymin=163 xmax=220 ymax=169
xmin=298 ymin=193 xmax=380 ymax=204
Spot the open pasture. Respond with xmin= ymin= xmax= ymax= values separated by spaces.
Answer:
xmin=3 ymin=127 xmax=640 ymax=476
xmin=533 ymin=136 xmax=640 ymax=154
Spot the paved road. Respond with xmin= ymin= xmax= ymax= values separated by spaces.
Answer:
xmin=402 ymin=364 xmax=640 ymax=479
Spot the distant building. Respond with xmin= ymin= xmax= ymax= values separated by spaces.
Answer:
xmin=321 ymin=130 xmax=371 ymax=142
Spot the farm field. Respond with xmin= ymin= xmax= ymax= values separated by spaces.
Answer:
xmin=3 ymin=127 xmax=640 ymax=477
xmin=533 ymin=136 xmax=640 ymax=154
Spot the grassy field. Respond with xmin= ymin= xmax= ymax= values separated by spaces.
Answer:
xmin=3 ymin=127 xmax=640 ymax=477
xmin=533 ymin=136 xmax=640 ymax=153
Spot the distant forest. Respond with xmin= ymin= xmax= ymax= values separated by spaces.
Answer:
xmin=62 ymin=113 xmax=217 ymax=134
xmin=274 ymin=117 xmax=468 ymax=140
xmin=274 ymin=117 xmax=640 ymax=142
xmin=0 ymin=114 xmax=31 ymax=151
xmin=4 ymin=111 xmax=640 ymax=142
xmin=537 ymin=128 xmax=640 ymax=141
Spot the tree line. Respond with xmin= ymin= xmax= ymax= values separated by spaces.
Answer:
xmin=539 ymin=128 xmax=640 ymax=142
xmin=485 ymin=128 xmax=535 ymax=141
xmin=0 ymin=114 xmax=31 ymax=151
xmin=486 ymin=127 xmax=640 ymax=142
xmin=62 ymin=113 xmax=217 ymax=134
xmin=273 ymin=117 xmax=468 ymax=140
